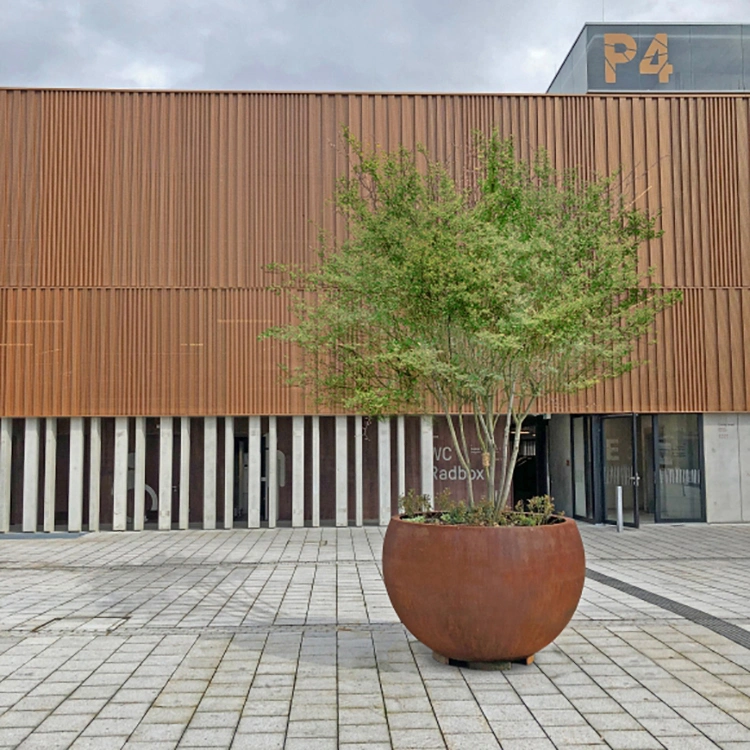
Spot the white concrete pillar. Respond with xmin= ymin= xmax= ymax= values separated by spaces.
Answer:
xmin=740 ymin=414 xmax=750 ymax=523
xmin=179 ymin=418 xmax=190 ymax=530
xmin=336 ymin=416 xmax=348 ymax=527
xmin=379 ymin=418 xmax=391 ymax=525
xmin=397 ymin=415 xmax=406 ymax=499
xmin=158 ymin=417 xmax=173 ymax=530
xmin=204 ymin=417 xmax=217 ymax=530
xmin=22 ymin=418 xmax=40 ymax=533
xmin=68 ymin=418 xmax=84 ymax=532
xmin=292 ymin=416 xmax=304 ymax=527
xmin=87 ymin=418 xmax=101 ymax=532
xmin=133 ymin=417 xmax=146 ymax=531
xmin=113 ymin=417 xmax=128 ymax=531
xmin=248 ymin=416 xmax=261 ymax=528
xmin=43 ymin=419 xmax=56 ymax=533
xmin=355 ymin=415 xmax=363 ymax=527
xmin=0 ymin=419 xmax=12 ymax=533
xmin=312 ymin=416 xmax=320 ymax=528
xmin=421 ymin=415 xmax=434 ymax=503
xmin=268 ymin=417 xmax=277 ymax=528
xmin=224 ymin=417 xmax=234 ymax=530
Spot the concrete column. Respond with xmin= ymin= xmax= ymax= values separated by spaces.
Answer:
xmin=113 ymin=417 xmax=128 ymax=531
xmin=312 ymin=416 xmax=320 ymax=527
xmin=0 ymin=419 xmax=12 ymax=533
xmin=704 ymin=414 xmax=740 ymax=522
xmin=22 ymin=418 xmax=40 ymax=533
xmin=179 ymin=418 xmax=190 ymax=530
xmin=355 ymin=415 xmax=363 ymax=527
xmin=87 ymin=418 xmax=101 ymax=532
xmin=68 ymin=418 xmax=85 ymax=532
xmin=378 ymin=418 xmax=391 ymax=525
xmin=204 ymin=417 xmax=217 ymax=530
xmin=133 ymin=418 xmax=146 ymax=531
xmin=158 ymin=417 xmax=173 ymax=530
xmin=43 ymin=419 xmax=57 ymax=533
xmin=248 ymin=416 xmax=261 ymax=528
xmin=336 ymin=416 xmax=348 ymax=527
xmin=397 ymin=415 xmax=406 ymax=500
xmin=740 ymin=414 xmax=750 ymax=523
xmin=268 ymin=417 xmax=277 ymax=528
xmin=224 ymin=417 xmax=234 ymax=529
xmin=421 ymin=416 xmax=434 ymax=502
xmin=292 ymin=416 xmax=304 ymax=527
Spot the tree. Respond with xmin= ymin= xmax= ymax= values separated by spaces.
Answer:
xmin=263 ymin=131 xmax=681 ymax=514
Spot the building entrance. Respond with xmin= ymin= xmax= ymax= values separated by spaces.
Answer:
xmin=602 ymin=415 xmax=640 ymax=527
xmin=572 ymin=414 xmax=705 ymax=527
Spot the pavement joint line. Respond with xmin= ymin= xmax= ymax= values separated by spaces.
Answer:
xmin=586 ymin=567 xmax=750 ymax=650
xmin=3 ymin=623 xmax=410 ymax=637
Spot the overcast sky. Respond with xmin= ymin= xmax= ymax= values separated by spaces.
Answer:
xmin=1 ymin=0 xmax=749 ymax=93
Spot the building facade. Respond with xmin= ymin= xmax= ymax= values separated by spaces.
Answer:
xmin=1 ymin=27 xmax=749 ymax=531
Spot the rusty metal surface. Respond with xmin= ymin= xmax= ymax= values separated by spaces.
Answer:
xmin=382 ymin=515 xmax=586 ymax=663
xmin=1 ymin=89 xmax=749 ymax=416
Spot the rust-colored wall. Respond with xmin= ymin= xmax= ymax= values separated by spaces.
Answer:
xmin=1 ymin=89 xmax=749 ymax=416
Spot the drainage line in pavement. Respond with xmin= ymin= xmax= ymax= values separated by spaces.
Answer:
xmin=585 ymin=568 xmax=750 ymax=651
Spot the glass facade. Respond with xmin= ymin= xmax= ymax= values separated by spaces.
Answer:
xmin=548 ymin=24 xmax=750 ymax=93
xmin=657 ymin=414 xmax=703 ymax=521
xmin=570 ymin=414 xmax=704 ymax=526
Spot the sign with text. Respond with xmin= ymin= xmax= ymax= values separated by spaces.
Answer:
xmin=588 ymin=25 xmax=750 ymax=92
xmin=548 ymin=24 xmax=750 ymax=93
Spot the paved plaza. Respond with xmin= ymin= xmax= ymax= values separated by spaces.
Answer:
xmin=0 ymin=523 xmax=749 ymax=750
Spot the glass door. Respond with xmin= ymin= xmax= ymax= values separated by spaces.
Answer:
xmin=571 ymin=416 xmax=594 ymax=521
xmin=655 ymin=414 xmax=704 ymax=522
xmin=602 ymin=415 xmax=639 ymax=527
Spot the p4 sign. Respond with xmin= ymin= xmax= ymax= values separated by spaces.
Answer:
xmin=605 ymin=33 xmax=674 ymax=85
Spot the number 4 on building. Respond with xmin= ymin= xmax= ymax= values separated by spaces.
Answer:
xmin=639 ymin=33 xmax=673 ymax=83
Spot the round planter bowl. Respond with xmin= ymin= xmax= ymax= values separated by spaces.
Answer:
xmin=382 ymin=515 xmax=585 ymax=663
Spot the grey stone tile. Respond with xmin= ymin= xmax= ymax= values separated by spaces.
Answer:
xmin=697 ymin=723 xmax=750 ymax=742
xmin=284 ymin=740 xmax=338 ymax=750
xmin=230 ymin=734 xmax=285 ymax=750
xmin=599 ymin=730 xmax=665 ymax=749
xmin=286 ymin=719 xmax=337 ymax=737
xmin=444 ymin=734 xmax=503 ymax=750
xmin=544 ymin=724 xmax=606 ymax=745
xmin=497 ymin=741 xmax=556 ymax=750
xmin=17 ymin=732 xmax=81 ymax=750
xmin=177 ymin=727 xmax=236 ymax=746
xmin=389 ymin=728 xmax=447 ymax=749
xmin=339 ymin=723 xmax=390 ymax=743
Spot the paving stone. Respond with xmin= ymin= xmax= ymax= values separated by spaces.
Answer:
xmin=16 ymin=732 xmax=81 ymax=749
xmin=599 ymin=729 xmax=665 ymax=749
xmin=177 ymin=726 xmax=236 ymax=746
xmin=230 ymin=734 xmax=285 ymax=750
xmin=1 ymin=526 xmax=750 ymax=750
xmin=340 ymin=723 xmax=391 ymax=743
xmin=443 ymin=734 xmax=503 ymax=750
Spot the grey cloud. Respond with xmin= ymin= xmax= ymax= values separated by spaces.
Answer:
xmin=0 ymin=0 xmax=749 ymax=92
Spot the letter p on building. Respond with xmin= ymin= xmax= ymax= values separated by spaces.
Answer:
xmin=604 ymin=33 xmax=637 ymax=83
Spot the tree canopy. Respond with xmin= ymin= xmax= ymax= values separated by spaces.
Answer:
xmin=263 ymin=131 xmax=681 ymax=511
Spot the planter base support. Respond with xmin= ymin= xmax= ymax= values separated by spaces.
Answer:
xmin=432 ymin=651 xmax=534 ymax=670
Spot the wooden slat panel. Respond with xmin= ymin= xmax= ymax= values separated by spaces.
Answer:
xmin=1 ymin=90 xmax=750 ymax=416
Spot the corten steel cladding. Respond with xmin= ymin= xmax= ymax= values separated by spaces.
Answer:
xmin=382 ymin=516 xmax=585 ymax=663
xmin=3 ymin=90 xmax=750 ymax=418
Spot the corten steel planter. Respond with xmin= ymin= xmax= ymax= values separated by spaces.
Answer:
xmin=382 ymin=515 xmax=585 ymax=663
